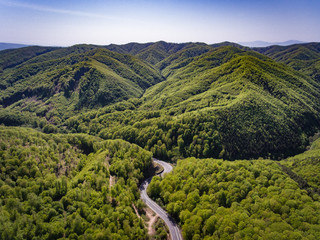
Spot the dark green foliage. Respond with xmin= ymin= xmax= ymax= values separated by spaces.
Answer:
xmin=105 ymin=41 xmax=197 ymax=65
xmin=210 ymin=41 xmax=250 ymax=50
xmin=254 ymin=42 xmax=320 ymax=82
xmin=0 ymin=126 xmax=151 ymax=239
xmin=153 ymin=218 xmax=169 ymax=240
xmin=1 ymin=41 xmax=320 ymax=160
xmin=0 ymin=46 xmax=57 ymax=72
xmin=148 ymin=158 xmax=320 ymax=239
xmin=142 ymin=46 xmax=320 ymax=159
xmin=61 ymin=45 xmax=320 ymax=160
xmin=1 ymin=41 xmax=320 ymax=239
xmin=65 ymin=107 xmax=224 ymax=160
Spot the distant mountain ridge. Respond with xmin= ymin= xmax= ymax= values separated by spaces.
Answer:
xmin=253 ymin=42 xmax=320 ymax=81
xmin=0 ymin=40 xmax=308 ymax=50
xmin=105 ymin=41 xmax=208 ymax=65
xmin=0 ymin=42 xmax=30 ymax=50
xmin=239 ymin=40 xmax=305 ymax=48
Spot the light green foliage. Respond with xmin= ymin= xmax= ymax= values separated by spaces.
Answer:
xmin=2 ymin=43 xmax=320 ymax=159
xmin=63 ymin=45 xmax=320 ymax=160
xmin=0 ymin=44 xmax=163 ymax=123
xmin=142 ymin=46 xmax=320 ymax=158
xmin=281 ymin=137 xmax=320 ymax=189
xmin=0 ymin=126 xmax=151 ymax=239
xmin=149 ymin=158 xmax=320 ymax=239
xmin=1 ymin=41 xmax=320 ymax=239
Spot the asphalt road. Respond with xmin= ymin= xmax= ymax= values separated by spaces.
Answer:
xmin=153 ymin=158 xmax=173 ymax=177
xmin=140 ymin=158 xmax=183 ymax=240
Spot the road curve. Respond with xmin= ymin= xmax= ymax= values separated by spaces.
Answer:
xmin=153 ymin=158 xmax=173 ymax=177
xmin=140 ymin=158 xmax=183 ymax=240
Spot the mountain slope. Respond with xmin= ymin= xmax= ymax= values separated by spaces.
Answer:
xmin=106 ymin=41 xmax=210 ymax=65
xmin=0 ymin=126 xmax=151 ymax=239
xmin=1 ymin=42 xmax=320 ymax=160
xmin=61 ymin=45 xmax=320 ymax=160
xmin=0 ymin=45 xmax=163 ymax=126
xmin=281 ymin=136 xmax=320 ymax=189
xmin=143 ymin=46 xmax=320 ymax=113
xmin=254 ymin=42 xmax=320 ymax=81
xmin=0 ymin=46 xmax=57 ymax=72
xmin=211 ymin=41 xmax=249 ymax=50
xmin=156 ymin=43 xmax=213 ymax=73
xmin=139 ymin=46 xmax=320 ymax=158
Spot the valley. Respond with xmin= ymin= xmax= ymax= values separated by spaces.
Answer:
xmin=1 ymin=41 xmax=320 ymax=239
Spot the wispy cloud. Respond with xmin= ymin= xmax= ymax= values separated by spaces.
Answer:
xmin=0 ymin=0 xmax=134 ymax=22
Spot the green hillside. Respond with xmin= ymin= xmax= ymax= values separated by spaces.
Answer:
xmin=0 ymin=45 xmax=163 ymax=128
xmin=155 ymin=43 xmax=213 ymax=73
xmin=67 ymin=45 xmax=320 ymax=160
xmin=106 ymin=41 xmax=208 ymax=65
xmin=0 ymin=126 xmax=152 ymax=239
xmin=254 ymin=43 xmax=320 ymax=81
xmin=138 ymin=46 xmax=320 ymax=159
xmin=144 ymin=46 xmax=320 ymax=111
xmin=148 ymin=157 xmax=320 ymax=240
xmin=281 ymin=136 xmax=320 ymax=189
xmin=1 ymin=41 xmax=320 ymax=239
xmin=1 ymin=42 xmax=320 ymax=160
xmin=210 ymin=41 xmax=249 ymax=50
xmin=0 ymin=46 xmax=57 ymax=72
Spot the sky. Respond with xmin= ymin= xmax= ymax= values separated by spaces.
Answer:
xmin=0 ymin=0 xmax=319 ymax=46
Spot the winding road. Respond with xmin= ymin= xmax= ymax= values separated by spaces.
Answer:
xmin=140 ymin=158 xmax=183 ymax=240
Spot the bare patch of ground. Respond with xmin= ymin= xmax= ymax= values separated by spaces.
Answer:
xmin=132 ymin=203 xmax=141 ymax=218
xmin=109 ymin=175 xmax=115 ymax=187
xmin=146 ymin=208 xmax=159 ymax=236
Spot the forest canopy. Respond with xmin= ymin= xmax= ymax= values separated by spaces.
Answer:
xmin=0 ymin=126 xmax=152 ymax=240
xmin=148 ymin=157 xmax=320 ymax=240
xmin=1 ymin=41 xmax=320 ymax=239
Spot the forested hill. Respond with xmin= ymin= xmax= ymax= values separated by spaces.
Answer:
xmin=2 ymin=41 xmax=320 ymax=239
xmin=105 ymin=41 xmax=211 ymax=65
xmin=253 ymin=42 xmax=320 ymax=81
xmin=140 ymin=46 xmax=320 ymax=159
xmin=0 ymin=45 xmax=163 ymax=120
xmin=0 ymin=126 xmax=152 ymax=239
xmin=1 ymin=41 xmax=320 ymax=160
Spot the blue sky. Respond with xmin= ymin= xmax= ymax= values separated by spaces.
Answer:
xmin=0 ymin=0 xmax=319 ymax=46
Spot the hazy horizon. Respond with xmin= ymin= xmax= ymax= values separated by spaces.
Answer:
xmin=0 ymin=39 xmax=309 ymax=49
xmin=1 ymin=0 xmax=320 ymax=46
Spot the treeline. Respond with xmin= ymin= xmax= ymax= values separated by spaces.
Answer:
xmin=148 ymin=158 xmax=320 ymax=239
xmin=0 ymin=126 xmax=152 ymax=239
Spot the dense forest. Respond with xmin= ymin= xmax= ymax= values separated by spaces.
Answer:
xmin=2 ymin=42 xmax=320 ymax=160
xmin=148 ymin=150 xmax=320 ymax=239
xmin=0 ymin=126 xmax=152 ymax=239
xmin=1 ymin=41 xmax=320 ymax=239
